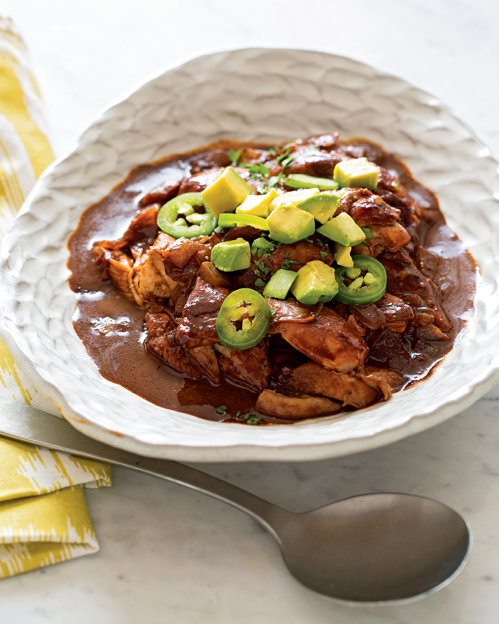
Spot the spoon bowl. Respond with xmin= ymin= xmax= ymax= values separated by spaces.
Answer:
xmin=271 ymin=493 xmax=471 ymax=604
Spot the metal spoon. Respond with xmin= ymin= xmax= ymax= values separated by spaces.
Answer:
xmin=0 ymin=397 xmax=472 ymax=605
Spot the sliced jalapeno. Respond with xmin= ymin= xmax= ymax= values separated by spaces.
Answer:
xmin=218 ymin=213 xmax=269 ymax=230
xmin=216 ymin=288 xmax=272 ymax=350
xmin=157 ymin=192 xmax=217 ymax=238
xmin=335 ymin=255 xmax=387 ymax=305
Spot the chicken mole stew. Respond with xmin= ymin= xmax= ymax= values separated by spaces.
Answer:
xmin=68 ymin=134 xmax=477 ymax=425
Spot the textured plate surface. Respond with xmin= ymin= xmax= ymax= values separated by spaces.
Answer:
xmin=1 ymin=48 xmax=498 ymax=462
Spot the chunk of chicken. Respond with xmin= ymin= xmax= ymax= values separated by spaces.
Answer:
xmin=256 ymin=390 xmax=341 ymax=419
xmin=215 ymin=342 xmax=271 ymax=392
xmin=270 ymin=308 xmax=369 ymax=373
xmin=175 ymin=276 xmax=230 ymax=347
xmin=354 ymin=223 xmax=411 ymax=257
xmin=286 ymin=362 xmax=378 ymax=408
xmin=336 ymin=188 xmax=400 ymax=226
xmin=188 ymin=345 xmax=220 ymax=384
xmin=360 ymin=366 xmax=404 ymax=401
xmin=267 ymin=238 xmax=334 ymax=273
xmin=132 ymin=233 xmax=178 ymax=305
xmin=145 ymin=311 xmax=203 ymax=380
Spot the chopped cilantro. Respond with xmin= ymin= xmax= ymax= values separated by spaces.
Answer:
xmin=268 ymin=147 xmax=276 ymax=156
xmin=215 ymin=405 xmax=226 ymax=415
xmin=276 ymin=148 xmax=291 ymax=164
xmin=305 ymin=238 xmax=314 ymax=243
xmin=247 ymin=416 xmax=262 ymax=425
xmin=255 ymin=260 xmax=270 ymax=275
xmin=393 ymin=182 xmax=399 ymax=190
xmin=254 ymin=278 xmax=266 ymax=288
xmin=251 ymin=237 xmax=276 ymax=258
xmin=280 ymin=156 xmax=295 ymax=169
xmin=229 ymin=148 xmax=242 ymax=165
xmin=254 ymin=268 xmax=262 ymax=277
xmin=240 ymin=413 xmax=250 ymax=420
xmin=320 ymin=250 xmax=330 ymax=260
xmin=269 ymin=172 xmax=285 ymax=188
xmin=242 ymin=163 xmax=270 ymax=177
xmin=289 ymin=259 xmax=302 ymax=265
xmin=361 ymin=227 xmax=374 ymax=240
xmin=235 ymin=411 xmax=241 ymax=418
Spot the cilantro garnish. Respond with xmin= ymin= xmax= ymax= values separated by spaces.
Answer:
xmin=320 ymin=250 xmax=330 ymax=260
xmin=229 ymin=148 xmax=242 ymax=165
xmin=215 ymin=405 xmax=226 ymax=415
xmin=251 ymin=237 xmax=276 ymax=258
xmin=254 ymin=260 xmax=270 ymax=275
xmin=268 ymin=147 xmax=276 ymax=156
xmin=241 ymin=163 xmax=270 ymax=177
xmin=280 ymin=156 xmax=295 ymax=169
xmin=393 ymin=182 xmax=399 ymax=191
xmin=254 ymin=268 xmax=262 ymax=277
xmin=246 ymin=415 xmax=262 ymax=425
xmin=361 ymin=227 xmax=374 ymax=240
xmin=268 ymin=172 xmax=284 ymax=188
xmin=254 ymin=278 xmax=266 ymax=288
xmin=276 ymin=148 xmax=291 ymax=164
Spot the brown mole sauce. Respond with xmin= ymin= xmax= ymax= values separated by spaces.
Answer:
xmin=68 ymin=139 xmax=477 ymax=424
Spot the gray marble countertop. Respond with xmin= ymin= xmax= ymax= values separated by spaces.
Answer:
xmin=1 ymin=1 xmax=498 ymax=622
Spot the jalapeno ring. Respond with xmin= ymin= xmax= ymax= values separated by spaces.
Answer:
xmin=157 ymin=192 xmax=217 ymax=239
xmin=216 ymin=288 xmax=272 ymax=350
xmin=335 ymin=255 xmax=387 ymax=305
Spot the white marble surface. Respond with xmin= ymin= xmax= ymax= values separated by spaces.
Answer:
xmin=0 ymin=0 xmax=498 ymax=621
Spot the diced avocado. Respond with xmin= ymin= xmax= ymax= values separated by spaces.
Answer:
xmin=334 ymin=243 xmax=354 ymax=268
xmin=263 ymin=269 xmax=298 ymax=300
xmin=201 ymin=167 xmax=253 ymax=218
xmin=236 ymin=188 xmax=277 ymax=218
xmin=267 ymin=204 xmax=315 ymax=244
xmin=290 ymin=260 xmax=339 ymax=305
xmin=317 ymin=212 xmax=366 ymax=246
xmin=210 ymin=238 xmax=251 ymax=272
xmin=269 ymin=188 xmax=319 ymax=212
xmin=333 ymin=157 xmax=379 ymax=190
xmin=286 ymin=174 xmax=339 ymax=191
xmin=296 ymin=191 xmax=341 ymax=224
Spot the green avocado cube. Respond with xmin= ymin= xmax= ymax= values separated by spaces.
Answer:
xmin=269 ymin=188 xmax=319 ymax=213
xmin=333 ymin=157 xmax=379 ymax=190
xmin=267 ymin=204 xmax=315 ymax=244
xmin=296 ymin=191 xmax=341 ymax=224
xmin=317 ymin=212 xmax=366 ymax=246
xmin=334 ymin=242 xmax=354 ymax=267
xmin=285 ymin=173 xmax=339 ymax=191
xmin=290 ymin=260 xmax=339 ymax=305
xmin=210 ymin=238 xmax=251 ymax=272
xmin=263 ymin=269 xmax=298 ymax=300
xmin=235 ymin=188 xmax=277 ymax=218
xmin=201 ymin=167 xmax=253 ymax=218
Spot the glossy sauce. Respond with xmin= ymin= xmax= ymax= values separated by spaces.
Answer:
xmin=68 ymin=140 xmax=477 ymax=424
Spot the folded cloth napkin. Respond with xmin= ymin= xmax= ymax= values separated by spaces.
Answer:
xmin=0 ymin=16 xmax=111 ymax=579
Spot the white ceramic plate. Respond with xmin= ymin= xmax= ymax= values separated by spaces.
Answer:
xmin=1 ymin=48 xmax=498 ymax=462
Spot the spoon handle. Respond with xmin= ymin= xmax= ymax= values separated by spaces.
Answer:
xmin=0 ymin=396 xmax=283 ymax=535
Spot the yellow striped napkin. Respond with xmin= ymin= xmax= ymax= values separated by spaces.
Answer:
xmin=0 ymin=16 xmax=111 ymax=579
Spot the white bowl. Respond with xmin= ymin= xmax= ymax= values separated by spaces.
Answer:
xmin=1 ymin=48 xmax=498 ymax=462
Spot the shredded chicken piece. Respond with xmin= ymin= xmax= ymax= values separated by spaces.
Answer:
xmin=270 ymin=308 xmax=369 ymax=373
xmin=215 ymin=342 xmax=271 ymax=392
xmin=286 ymin=362 xmax=378 ymax=408
xmin=188 ymin=345 xmax=220 ymax=384
xmin=256 ymin=390 xmax=341 ymax=419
